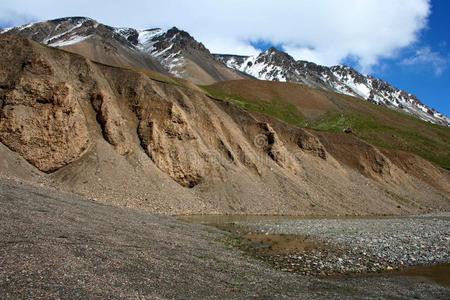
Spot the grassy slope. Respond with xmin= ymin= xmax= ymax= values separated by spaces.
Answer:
xmin=202 ymin=80 xmax=450 ymax=169
xmin=202 ymin=83 xmax=306 ymax=127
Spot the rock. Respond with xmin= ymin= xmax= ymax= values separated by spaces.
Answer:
xmin=0 ymin=79 xmax=90 ymax=172
xmin=90 ymin=91 xmax=133 ymax=155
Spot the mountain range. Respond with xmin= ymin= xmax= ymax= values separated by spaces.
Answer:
xmin=0 ymin=17 xmax=449 ymax=216
xmin=2 ymin=16 xmax=448 ymax=126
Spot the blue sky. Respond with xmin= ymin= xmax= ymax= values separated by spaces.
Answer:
xmin=0 ymin=0 xmax=448 ymax=115
xmin=371 ymin=0 xmax=450 ymax=115
xmin=249 ymin=0 xmax=449 ymax=116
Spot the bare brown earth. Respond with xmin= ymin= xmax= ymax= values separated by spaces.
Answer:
xmin=62 ymin=35 xmax=167 ymax=74
xmin=0 ymin=35 xmax=449 ymax=215
xmin=62 ymin=37 xmax=248 ymax=86
xmin=179 ymin=51 xmax=251 ymax=85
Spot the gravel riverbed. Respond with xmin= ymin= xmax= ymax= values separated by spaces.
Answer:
xmin=234 ymin=214 xmax=450 ymax=275
xmin=2 ymin=178 xmax=450 ymax=298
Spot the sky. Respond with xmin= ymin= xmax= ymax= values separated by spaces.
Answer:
xmin=0 ymin=0 xmax=448 ymax=115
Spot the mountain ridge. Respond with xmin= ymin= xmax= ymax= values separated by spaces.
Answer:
xmin=1 ymin=16 xmax=448 ymax=126
xmin=215 ymin=48 xmax=450 ymax=126
xmin=1 ymin=17 xmax=247 ymax=85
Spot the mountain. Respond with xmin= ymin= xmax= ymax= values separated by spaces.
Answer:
xmin=215 ymin=48 xmax=450 ymax=126
xmin=1 ymin=17 xmax=166 ymax=73
xmin=203 ymin=79 xmax=450 ymax=169
xmin=2 ymin=17 xmax=448 ymax=126
xmin=1 ymin=17 xmax=248 ymax=84
xmin=0 ymin=34 xmax=449 ymax=216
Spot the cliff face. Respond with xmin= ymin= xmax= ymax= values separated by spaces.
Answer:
xmin=0 ymin=35 xmax=449 ymax=215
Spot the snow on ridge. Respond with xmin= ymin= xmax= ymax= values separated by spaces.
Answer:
xmin=332 ymin=70 xmax=371 ymax=99
xmin=0 ymin=21 xmax=40 ymax=33
xmin=229 ymin=54 xmax=287 ymax=82
xmin=137 ymin=29 xmax=164 ymax=52
xmin=1 ymin=27 xmax=12 ymax=33
xmin=49 ymin=34 xmax=93 ymax=47
xmin=113 ymin=27 xmax=135 ymax=36
xmin=44 ymin=19 xmax=89 ymax=44
xmin=223 ymin=57 xmax=240 ymax=69
xmin=17 ymin=21 xmax=40 ymax=31
xmin=219 ymin=54 xmax=449 ymax=126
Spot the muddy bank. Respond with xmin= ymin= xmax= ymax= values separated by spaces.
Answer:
xmin=181 ymin=214 xmax=450 ymax=280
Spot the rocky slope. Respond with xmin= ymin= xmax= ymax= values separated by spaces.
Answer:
xmin=1 ymin=17 xmax=247 ymax=85
xmin=215 ymin=48 xmax=450 ymax=126
xmin=0 ymin=35 xmax=449 ymax=215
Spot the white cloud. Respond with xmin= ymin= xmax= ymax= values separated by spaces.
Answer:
xmin=0 ymin=0 xmax=431 ymax=72
xmin=401 ymin=46 xmax=448 ymax=76
xmin=0 ymin=9 xmax=35 ymax=28
xmin=203 ymin=38 xmax=260 ymax=58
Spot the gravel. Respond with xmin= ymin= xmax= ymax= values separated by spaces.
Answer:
xmin=236 ymin=215 xmax=450 ymax=275
xmin=1 ymin=177 xmax=449 ymax=299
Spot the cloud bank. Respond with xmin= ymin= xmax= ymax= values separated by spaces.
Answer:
xmin=401 ymin=46 xmax=448 ymax=76
xmin=0 ymin=0 xmax=431 ymax=72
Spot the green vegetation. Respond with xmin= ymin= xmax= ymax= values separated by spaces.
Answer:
xmin=202 ymin=85 xmax=306 ymax=127
xmin=309 ymin=112 xmax=450 ymax=169
xmin=201 ymin=83 xmax=450 ymax=169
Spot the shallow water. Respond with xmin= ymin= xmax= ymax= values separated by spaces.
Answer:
xmin=391 ymin=263 xmax=450 ymax=287
xmin=178 ymin=213 xmax=396 ymax=225
xmin=179 ymin=214 xmax=450 ymax=287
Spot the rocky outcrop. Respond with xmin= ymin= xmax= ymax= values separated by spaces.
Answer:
xmin=0 ymin=78 xmax=90 ymax=172
xmin=152 ymin=27 xmax=211 ymax=55
xmin=295 ymin=130 xmax=327 ymax=160
xmin=90 ymin=91 xmax=133 ymax=156
xmin=256 ymin=122 xmax=285 ymax=164
xmin=137 ymin=100 xmax=204 ymax=188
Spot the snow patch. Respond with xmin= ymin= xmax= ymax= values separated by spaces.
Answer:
xmin=137 ymin=29 xmax=164 ymax=52
xmin=1 ymin=27 xmax=12 ymax=33
xmin=49 ymin=34 xmax=93 ymax=47
xmin=43 ymin=18 xmax=88 ymax=44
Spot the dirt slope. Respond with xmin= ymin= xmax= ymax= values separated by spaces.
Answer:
xmin=204 ymin=80 xmax=450 ymax=169
xmin=62 ymin=35 xmax=166 ymax=74
xmin=0 ymin=35 xmax=449 ymax=215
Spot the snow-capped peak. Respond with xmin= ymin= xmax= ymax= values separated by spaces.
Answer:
xmin=216 ymin=50 xmax=450 ymax=126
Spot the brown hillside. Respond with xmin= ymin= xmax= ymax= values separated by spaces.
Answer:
xmin=204 ymin=80 xmax=450 ymax=169
xmin=0 ymin=35 xmax=448 ymax=215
